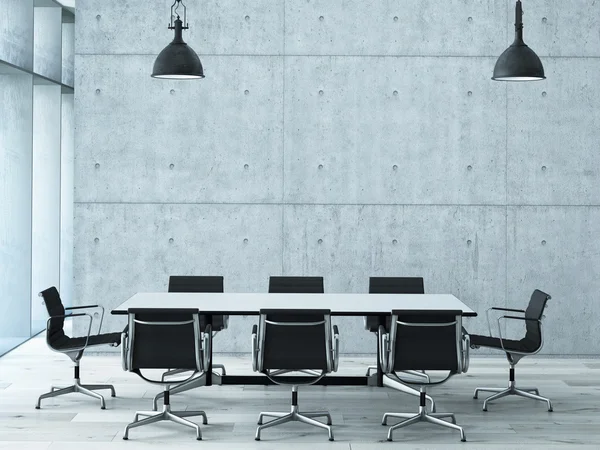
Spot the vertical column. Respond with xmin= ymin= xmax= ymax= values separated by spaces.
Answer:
xmin=61 ymin=10 xmax=74 ymax=87
xmin=0 ymin=0 xmax=34 ymax=70
xmin=34 ymin=5 xmax=62 ymax=82
xmin=31 ymin=83 xmax=62 ymax=333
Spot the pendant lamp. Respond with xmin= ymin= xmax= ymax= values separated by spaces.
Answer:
xmin=492 ymin=0 xmax=544 ymax=81
xmin=151 ymin=0 xmax=204 ymax=79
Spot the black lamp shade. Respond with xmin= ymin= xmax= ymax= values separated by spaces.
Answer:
xmin=492 ymin=41 xmax=545 ymax=81
xmin=492 ymin=0 xmax=545 ymax=82
xmin=152 ymin=17 xmax=204 ymax=79
xmin=151 ymin=42 xmax=204 ymax=79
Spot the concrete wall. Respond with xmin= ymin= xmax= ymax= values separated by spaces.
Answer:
xmin=74 ymin=0 xmax=600 ymax=354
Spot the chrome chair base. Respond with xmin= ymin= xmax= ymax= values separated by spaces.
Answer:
xmin=152 ymin=372 xmax=208 ymax=411
xmin=36 ymin=378 xmax=115 ymax=409
xmin=123 ymin=404 xmax=207 ymax=440
xmin=474 ymin=382 xmax=552 ymax=412
xmin=269 ymin=369 xmax=322 ymax=376
xmin=366 ymin=366 xmax=430 ymax=382
xmin=256 ymin=404 xmax=334 ymax=441
xmin=161 ymin=363 xmax=226 ymax=381
xmin=383 ymin=404 xmax=466 ymax=442
xmin=383 ymin=374 xmax=436 ymax=413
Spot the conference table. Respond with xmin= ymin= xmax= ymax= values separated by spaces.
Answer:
xmin=112 ymin=293 xmax=476 ymax=387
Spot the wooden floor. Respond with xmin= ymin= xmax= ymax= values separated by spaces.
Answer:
xmin=0 ymin=334 xmax=598 ymax=449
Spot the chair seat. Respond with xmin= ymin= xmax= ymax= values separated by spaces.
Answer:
xmin=53 ymin=332 xmax=122 ymax=351
xmin=469 ymin=334 xmax=534 ymax=353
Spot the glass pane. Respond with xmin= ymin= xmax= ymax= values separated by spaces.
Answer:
xmin=31 ymin=84 xmax=62 ymax=334
xmin=0 ymin=74 xmax=33 ymax=356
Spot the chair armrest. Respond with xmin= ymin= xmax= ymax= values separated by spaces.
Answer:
xmin=251 ymin=324 xmax=258 ymax=372
xmin=47 ymin=313 xmax=93 ymax=352
xmin=332 ymin=325 xmax=339 ymax=372
xmin=121 ymin=328 xmax=129 ymax=371
xmin=378 ymin=325 xmax=389 ymax=373
xmin=486 ymin=307 xmax=523 ymax=337
xmin=496 ymin=315 xmax=541 ymax=353
xmin=462 ymin=332 xmax=470 ymax=373
xmin=201 ymin=324 xmax=212 ymax=371
xmin=65 ymin=304 xmax=105 ymax=334
xmin=490 ymin=307 xmax=525 ymax=313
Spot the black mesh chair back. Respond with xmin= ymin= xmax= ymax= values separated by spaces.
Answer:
xmin=521 ymin=289 xmax=551 ymax=351
xmin=260 ymin=309 xmax=330 ymax=372
xmin=39 ymin=286 xmax=67 ymax=346
xmin=128 ymin=308 xmax=202 ymax=372
xmin=369 ymin=277 xmax=424 ymax=294
xmin=390 ymin=310 xmax=463 ymax=373
xmin=268 ymin=276 xmax=324 ymax=294
xmin=168 ymin=276 xmax=226 ymax=331
xmin=168 ymin=276 xmax=223 ymax=293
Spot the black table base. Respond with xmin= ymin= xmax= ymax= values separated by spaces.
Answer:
xmin=220 ymin=375 xmax=370 ymax=386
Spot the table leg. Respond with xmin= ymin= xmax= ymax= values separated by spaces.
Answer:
xmin=206 ymin=314 xmax=213 ymax=387
xmin=376 ymin=333 xmax=383 ymax=387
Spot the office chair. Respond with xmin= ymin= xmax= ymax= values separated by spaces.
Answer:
xmin=121 ymin=308 xmax=210 ymax=440
xmin=470 ymin=289 xmax=553 ymax=412
xmin=36 ymin=286 xmax=121 ymax=409
xmin=153 ymin=276 xmax=227 ymax=410
xmin=251 ymin=309 xmax=340 ymax=441
xmin=365 ymin=277 xmax=434 ymax=409
xmin=267 ymin=276 xmax=324 ymax=377
xmin=379 ymin=309 xmax=470 ymax=442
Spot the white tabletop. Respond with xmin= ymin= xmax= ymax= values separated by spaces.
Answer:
xmin=111 ymin=293 xmax=476 ymax=316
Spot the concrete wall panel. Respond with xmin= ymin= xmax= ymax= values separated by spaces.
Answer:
xmin=507 ymin=206 xmax=600 ymax=354
xmin=74 ymin=54 xmax=283 ymax=203
xmin=76 ymin=0 xmax=283 ymax=55
xmin=283 ymin=205 xmax=506 ymax=353
xmin=34 ymin=6 xmax=62 ymax=81
xmin=285 ymin=56 xmax=506 ymax=205
xmin=286 ymin=0 xmax=507 ymax=56
xmin=0 ymin=0 xmax=34 ymax=70
xmin=507 ymin=59 xmax=600 ymax=206
xmin=74 ymin=203 xmax=283 ymax=352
